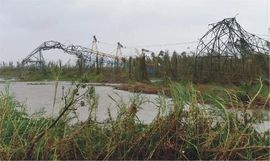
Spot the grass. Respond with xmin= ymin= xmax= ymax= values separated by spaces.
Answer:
xmin=0 ymin=67 xmax=130 ymax=83
xmin=116 ymin=79 xmax=269 ymax=110
xmin=0 ymin=81 xmax=269 ymax=160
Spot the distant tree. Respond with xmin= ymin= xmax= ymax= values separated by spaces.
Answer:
xmin=58 ymin=59 xmax=62 ymax=69
xmin=9 ymin=61 xmax=14 ymax=68
xmin=66 ymin=59 xmax=71 ymax=68
xmin=171 ymin=51 xmax=178 ymax=80
xmin=99 ymin=57 xmax=104 ymax=71
xmin=181 ymin=51 xmax=187 ymax=57
xmin=76 ymin=58 xmax=83 ymax=75
xmin=140 ymin=52 xmax=148 ymax=81
xmin=158 ymin=50 xmax=164 ymax=57
xmin=16 ymin=61 xmax=21 ymax=68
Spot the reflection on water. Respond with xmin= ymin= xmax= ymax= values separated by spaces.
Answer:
xmin=0 ymin=81 xmax=269 ymax=133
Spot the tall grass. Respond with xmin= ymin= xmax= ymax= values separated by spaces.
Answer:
xmin=0 ymin=82 xmax=269 ymax=160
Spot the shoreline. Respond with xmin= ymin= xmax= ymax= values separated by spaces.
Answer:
xmin=1 ymin=79 xmax=269 ymax=110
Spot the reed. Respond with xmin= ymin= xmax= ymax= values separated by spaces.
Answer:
xmin=0 ymin=82 xmax=269 ymax=160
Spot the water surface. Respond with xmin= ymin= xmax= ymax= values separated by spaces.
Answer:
xmin=0 ymin=81 xmax=269 ymax=133
xmin=0 ymin=81 xmax=166 ymax=123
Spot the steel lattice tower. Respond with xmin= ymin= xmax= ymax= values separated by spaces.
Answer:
xmin=194 ymin=17 xmax=270 ymax=82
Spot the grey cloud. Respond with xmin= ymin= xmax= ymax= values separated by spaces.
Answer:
xmin=0 ymin=0 xmax=269 ymax=62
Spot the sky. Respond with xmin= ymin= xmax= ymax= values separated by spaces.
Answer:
xmin=0 ymin=0 xmax=269 ymax=63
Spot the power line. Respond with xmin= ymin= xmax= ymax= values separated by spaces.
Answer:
xmin=98 ymin=40 xmax=199 ymax=48
xmin=93 ymin=38 xmax=200 ymax=56
xmin=98 ymin=41 xmax=116 ymax=47
xmin=128 ymin=41 xmax=199 ymax=48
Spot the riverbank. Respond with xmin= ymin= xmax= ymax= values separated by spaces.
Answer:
xmin=0 ymin=82 xmax=269 ymax=160
xmin=1 ymin=76 xmax=269 ymax=110
xmin=114 ymin=81 xmax=270 ymax=110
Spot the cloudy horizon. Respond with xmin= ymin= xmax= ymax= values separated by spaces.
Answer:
xmin=0 ymin=0 xmax=269 ymax=63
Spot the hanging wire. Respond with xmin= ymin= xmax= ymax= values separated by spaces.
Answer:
xmin=97 ymin=39 xmax=199 ymax=48
xmin=88 ymin=35 xmax=201 ymax=57
xmin=127 ymin=41 xmax=199 ymax=48
xmin=98 ymin=41 xmax=116 ymax=47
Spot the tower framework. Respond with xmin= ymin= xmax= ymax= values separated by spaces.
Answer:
xmin=194 ymin=18 xmax=270 ymax=82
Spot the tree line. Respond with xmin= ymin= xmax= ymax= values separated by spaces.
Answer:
xmin=0 ymin=50 xmax=269 ymax=83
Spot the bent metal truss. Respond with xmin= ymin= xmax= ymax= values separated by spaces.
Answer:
xmin=194 ymin=17 xmax=270 ymax=81
xmin=196 ymin=17 xmax=269 ymax=57
xmin=21 ymin=38 xmax=125 ymax=67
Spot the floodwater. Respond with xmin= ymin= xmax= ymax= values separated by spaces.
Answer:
xmin=0 ymin=81 xmax=269 ymax=133
xmin=0 ymin=81 xmax=166 ymax=124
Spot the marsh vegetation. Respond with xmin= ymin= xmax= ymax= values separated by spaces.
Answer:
xmin=0 ymin=81 xmax=269 ymax=160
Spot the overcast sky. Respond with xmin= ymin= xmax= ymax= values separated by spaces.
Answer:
xmin=0 ymin=0 xmax=269 ymax=62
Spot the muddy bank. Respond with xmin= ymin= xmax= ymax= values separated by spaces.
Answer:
xmin=114 ymin=82 xmax=170 ymax=95
xmin=114 ymin=82 xmax=270 ymax=110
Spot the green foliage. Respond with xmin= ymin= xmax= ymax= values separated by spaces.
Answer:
xmin=2 ymin=49 xmax=269 ymax=84
xmin=0 ymin=82 xmax=269 ymax=160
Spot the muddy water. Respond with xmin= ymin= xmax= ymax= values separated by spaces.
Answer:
xmin=0 ymin=82 xmax=169 ymax=124
xmin=0 ymin=81 xmax=269 ymax=132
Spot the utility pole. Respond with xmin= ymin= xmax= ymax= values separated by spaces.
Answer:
xmin=91 ymin=35 xmax=99 ymax=74
xmin=115 ymin=42 xmax=123 ymax=72
xmin=140 ymin=49 xmax=149 ymax=81
xmin=128 ymin=56 xmax=132 ymax=79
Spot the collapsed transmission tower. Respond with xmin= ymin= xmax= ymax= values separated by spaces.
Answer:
xmin=194 ymin=17 xmax=270 ymax=82
xmin=21 ymin=38 xmax=126 ymax=68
